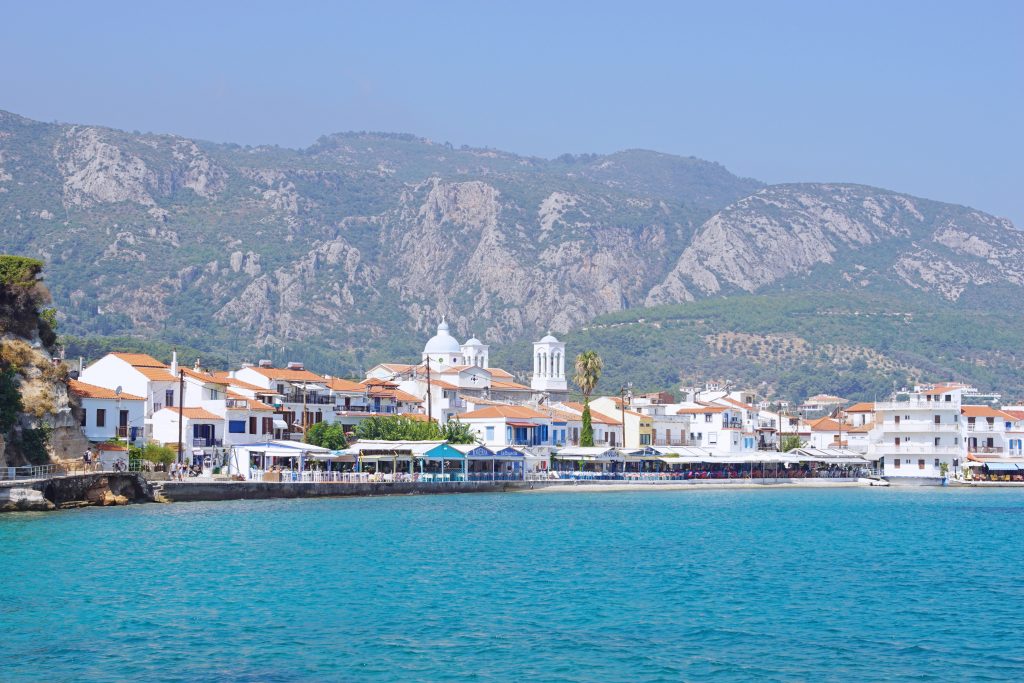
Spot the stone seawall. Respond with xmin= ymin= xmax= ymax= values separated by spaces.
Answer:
xmin=34 ymin=473 xmax=154 ymax=508
xmin=159 ymin=480 xmax=550 ymax=503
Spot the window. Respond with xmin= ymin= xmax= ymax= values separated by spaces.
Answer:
xmin=96 ymin=408 xmax=106 ymax=427
xmin=945 ymin=394 xmax=952 ymax=402
xmin=708 ymin=432 xmax=718 ymax=445
xmin=934 ymin=415 xmax=941 ymax=424
xmin=934 ymin=459 xmax=940 ymax=468
xmin=934 ymin=437 xmax=940 ymax=446
xmin=165 ymin=389 xmax=174 ymax=408
xmin=485 ymin=426 xmax=494 ymax=441
xmin=80 ymin=410 xmax=86 ymax=427
xmin=640 ymin=434 xmax=651 ymax=445
xmin=228 ymin=420 xmax=246 ymax=434
xmin=918 ymin=459 xmax=925 ymax=470
xmin=249 ymin=417 xmax=257 ymax=434
xmin=262 ymin=417 xmax=274 ymax=434
xmin=705 ymin=413 xmax=713 ymax=422
xmin=894 ymin=459 xmax=901 ymax=469
xmin=210 ymin=389 xmax=220 ymax=400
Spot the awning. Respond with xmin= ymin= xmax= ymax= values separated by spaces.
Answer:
xmin=985 ymin=462 xmax=1020 ymax=472
xmin=272 ymin=418 xmax=288 ymax=430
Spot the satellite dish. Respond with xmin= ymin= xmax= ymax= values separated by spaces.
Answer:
xmin=115 ymin=386 xmax=122 ymax=396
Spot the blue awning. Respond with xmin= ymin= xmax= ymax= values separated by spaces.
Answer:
xmin=984 ymin=462 xmax=1020 ymax=471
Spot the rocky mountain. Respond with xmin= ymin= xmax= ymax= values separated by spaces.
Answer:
xmin=0 ymin=109 xmax=1021 ymax=385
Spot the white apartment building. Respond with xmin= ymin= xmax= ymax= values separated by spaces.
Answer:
xmin=868 ymin=384 xmax=965 ymax=480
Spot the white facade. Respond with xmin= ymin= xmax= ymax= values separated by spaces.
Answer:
xmin=77 ymin=395 xmax=145 ymax=443
xmin=868 ymin=386 xmax=965 ymax=479
xmin=422 ymin=319 xmax=464 ymax=371
xmin=531 ymin=333 xmax=567 ymax=393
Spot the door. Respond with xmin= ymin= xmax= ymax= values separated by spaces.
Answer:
xmin=119 ymin=410 xmax=129 ymax=438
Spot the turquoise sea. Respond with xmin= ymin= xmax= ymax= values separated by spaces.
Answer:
xmin=2 ymin=488 xmax=1023 ymax=682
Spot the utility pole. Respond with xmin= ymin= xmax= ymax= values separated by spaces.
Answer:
xmin=176 ymin=368 xmax=185 ymax=464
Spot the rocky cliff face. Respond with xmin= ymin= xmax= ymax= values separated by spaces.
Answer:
xmin=647 ymin=184 xmax=1024 ymax=304
xmin=0 ymin=110 xmax=1020 ymax=374
xmin=0 ymin=256 xmax=87 ymax=468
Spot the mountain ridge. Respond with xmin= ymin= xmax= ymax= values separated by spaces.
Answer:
xmin=1 ymin=108 xmax=1021 ymax=397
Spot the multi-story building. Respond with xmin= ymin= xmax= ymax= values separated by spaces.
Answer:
xmin=868 ymin=384 xmax=965 ymax=480
xmin=69 ymin=379 xmax=145 ymax=444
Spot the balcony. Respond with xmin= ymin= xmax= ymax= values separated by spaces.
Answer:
xmin=225 ymin=398 xmax=249 ymax=409
xmin=191 ymin=438 xmax=223 ymax=448
xmin=871 ymin=443 xmax=962 ymax=455
xmin=881 ymin=422 xmax=961 ymax=433
xmin=968 ymin=445 xmax=1004 ymax=454
xmin=874 ymin=399 xmax=960 ymax=411
xmin=966 ymin=423 xmax=999 ymax=432
xmin=653 ymin=439 xmax=688 ymax=447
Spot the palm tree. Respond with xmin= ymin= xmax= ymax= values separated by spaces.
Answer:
xmin=574 ymin=351 xmax=603 ymax=447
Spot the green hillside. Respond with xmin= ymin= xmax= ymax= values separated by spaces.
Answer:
xmin=524 ymin=294 xmax=1024 ymax=403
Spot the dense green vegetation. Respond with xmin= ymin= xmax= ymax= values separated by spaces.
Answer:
xmin=305 ymin=422 xmax=348 ymax=450
xmin=0 ymin=255 xmax=43 ymax=286
xmin=353 ymin=416 xmax=476 ymax=444
xmin=558 ymin=293 xmax=1024 ymax=403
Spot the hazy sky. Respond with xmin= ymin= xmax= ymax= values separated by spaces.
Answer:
xmin=2 ymin=1 xmax=1021 ymax=225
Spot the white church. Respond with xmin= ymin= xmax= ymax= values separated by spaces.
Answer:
xmin=365 ymin=319 xmax=569 ymax=423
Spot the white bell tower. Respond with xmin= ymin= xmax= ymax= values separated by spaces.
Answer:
xmin=460 ymin=335 xmax=489 ymax=368
xmin=531 ymin=332 xmax=567 ymax=392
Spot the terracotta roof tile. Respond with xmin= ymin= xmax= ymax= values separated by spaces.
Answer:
xmin=155 ymin=407 xmax=222 ymax=421
xmin=111 ymin=352 xmax=167 ymax=368
xmin=69 ymin=380 xmax=144 ymax=401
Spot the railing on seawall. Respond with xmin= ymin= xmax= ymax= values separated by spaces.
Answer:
xmin=0 ymin=464 xmax=61 ymax=481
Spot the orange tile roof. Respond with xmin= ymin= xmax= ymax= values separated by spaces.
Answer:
xmin=326 ymin=377 xmax=366 ymax=393
xmin=961 ymin=406 xmax=1010 ymax=418
xmin=156 ymin=407 xmax=222 ymax=421
xmin=1003 ymin=410 xmax=1024 ymax=421
xmin=847 ymin=421 xmax=875 ymax=434
xmin=69 ymin=380 xmax=144 ymax=401
xmin=111 ymin=352 xmax=166 ymax=368
xmin=809 ymin=417 xmax=843 ymax=431
xmin=429 ymin=379 xmax=460 ymax=391
xmin=392 ymin=389 xmax=423 ymax=403
xmin=456 ymin=405 xmax=548 ymax=420
xmin=845 ymin=402 xmax=875 ymax=413
xmin=922 ymin=385 xmax=958 ymax=396
xmin=491 ymin=380 xmax=530 ymax=390
xmin=718 ymin=397 xmax=755 ymax=411
xmin=181 ymin=368 xmax=229 ymax=385
xmin=559 ymin=402 xmax=621 ymax=425
xmin=248 ymin=367 xmax=326 ymax=382
xmin=217 ymin=375 xmax=278 ymax=394
xmin=136 ymin=366 xmax=176 ymax=382
xmin=676 ymin=406 xmax=727 ymax=415
xmin=488 ymin=368 xmax=514 ymax=379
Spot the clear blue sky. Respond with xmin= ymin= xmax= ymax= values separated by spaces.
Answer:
xmin=2 ymin=0 xmax=1021 ymax=225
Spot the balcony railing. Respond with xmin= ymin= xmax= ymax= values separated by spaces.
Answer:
xmin=967 ymin=446 xmax=1004 ymax=454
xmin=966 ymin=423 xmax=999 ymax=432
xmin=870 ymin=443 xmax=962 ymax=455
xmin=882 ymin=422 xmax=961 ymax=432
xmin=653 ymin=439 xmax=688 ymax=447
xmin=191 ymin=438 xmax=223 ymax=448
xmin=115 ymin=426 xmax=129 ymax=438
xmin=225 ymin=399 xmax=249 ymax=409
xmin=874 ymin=399 xmax=960 ymax=411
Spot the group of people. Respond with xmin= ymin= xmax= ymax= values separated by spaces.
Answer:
xmin=169 ymin=462 xmax=202 ymax=481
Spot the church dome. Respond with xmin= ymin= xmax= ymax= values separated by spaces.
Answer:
xmin=424 ymin=319 xmax=461 ymax=355
xmin=463 ymin=336 xmax=483 ymax=346
xmin=539 ymin=332 xmax=560 ymax=343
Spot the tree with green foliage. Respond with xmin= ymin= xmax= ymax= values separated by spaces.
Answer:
xmin=574 ymin=350 xmax=603 ymax=447
xmin=0 ymin=365 xmax=22 ymax=432
xmin=781 ymin=435 xmax=802 ymax=452
xmin=439 ymin=419 xmax=476 ymax=445
xmin=129 ymin=442 xmax=176 ymax=469
xmin=305 ymin=421 xmax=349 ymax=450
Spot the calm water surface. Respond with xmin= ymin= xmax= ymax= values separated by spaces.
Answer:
xmin=2 ymin=488 xmax=1023 ymax=682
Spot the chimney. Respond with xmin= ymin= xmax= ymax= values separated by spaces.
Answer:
xmin=194 ymin=358 xmax=202 ymax=371
xmin=287 ymin=362 xmax=304 ymax=371
xmin=78 ymin=357 xmax=84 ymax=375
xmin=171 ymin=349 xmax=178 ymax=375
